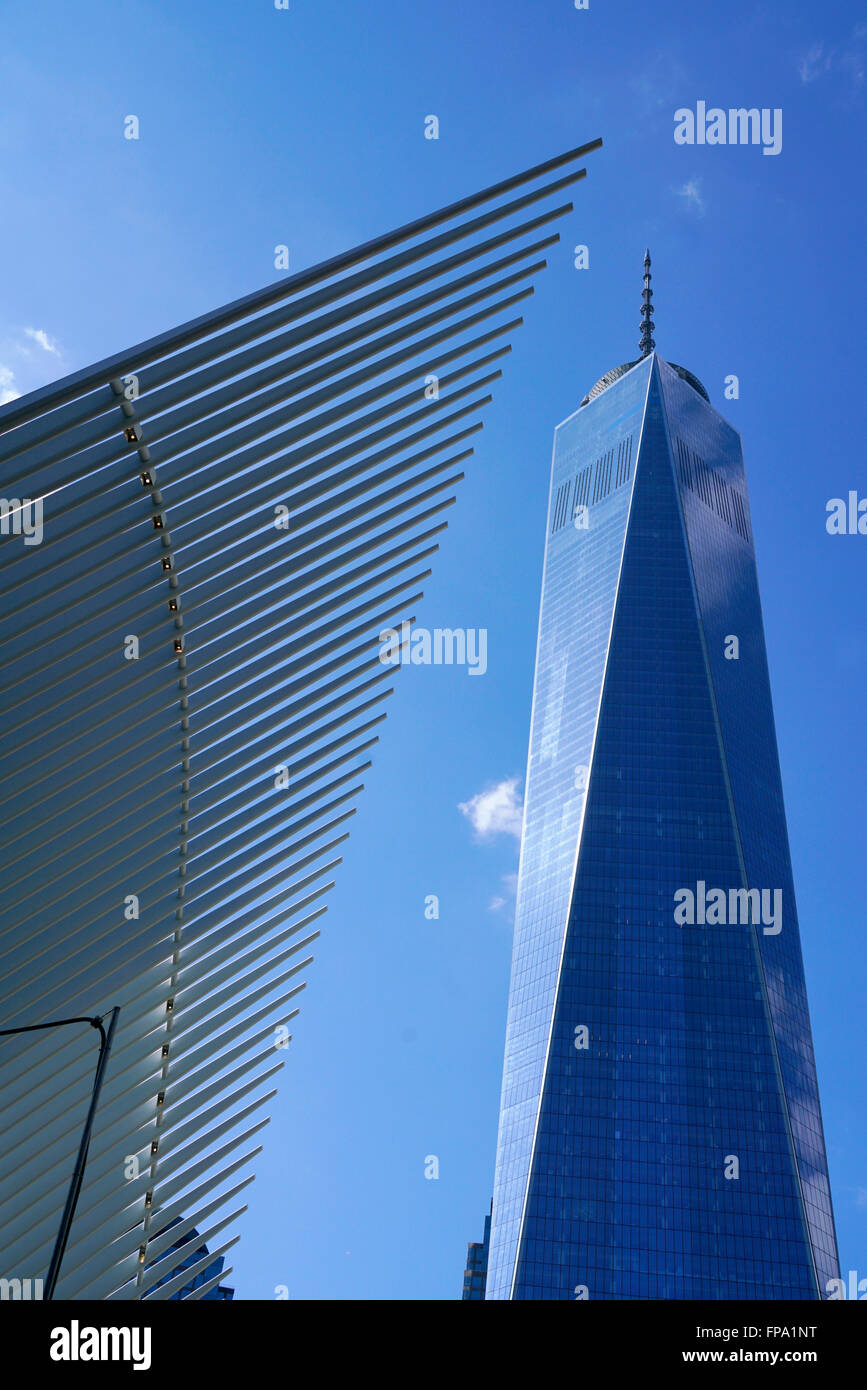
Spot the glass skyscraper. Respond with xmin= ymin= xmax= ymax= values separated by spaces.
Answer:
xmin=484 ymin=256 xmax=839 ymax=1300
xmin=461 ymin=1206 xmax=491 ymax=1300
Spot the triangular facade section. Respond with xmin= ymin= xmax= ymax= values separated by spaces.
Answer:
xmin=486 ymin=357 xmax=651 ymax=1298
xmin=658 ymin=357 xmax=839 ymax=1294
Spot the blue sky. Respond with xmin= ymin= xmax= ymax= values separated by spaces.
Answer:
xmin=1 ymin=0 xmax=865 ymax=1299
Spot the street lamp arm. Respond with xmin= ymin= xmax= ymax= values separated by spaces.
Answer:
xmin=0 ymin=1007 xmax=120 ymax=1300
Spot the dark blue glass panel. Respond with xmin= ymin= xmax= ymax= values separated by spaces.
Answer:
xmin=658 ymin=359 xmax=839 ymax=1294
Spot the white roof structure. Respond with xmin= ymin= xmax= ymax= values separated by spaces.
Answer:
xmin=0 ymin=139 xmax=601 ymax=1298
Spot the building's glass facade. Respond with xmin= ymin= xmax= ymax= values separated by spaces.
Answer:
xmin=146 ymin=1222 xmax=235 ymax=1301
xmin=485 ymin=350 xmax=838 ymax=1300
xmin=461 ymin=1208 xmax=491 ymax=1300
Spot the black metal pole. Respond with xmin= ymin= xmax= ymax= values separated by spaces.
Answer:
xmin=0 ymin=1009 xmax=121 ymax=1297
xmin=28 ymin=1006 xmax=120 ymax=1300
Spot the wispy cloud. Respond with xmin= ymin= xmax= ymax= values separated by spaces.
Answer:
xmin=0 ymin=365 xmax=21 ymax=406
xmin=799 ymin=41 xmax=833 ymax=83
xmin=488 ymin=872 xmax=519 ymax=913
xmin=459 ymin=778 xmax=523 ymax=841
xmin=630 ymin=51 xmax=690 ymax=115
xmin=676 ymin=178 xmax=706 ymax=216
xmin=798 ymin=24 xmax=867 ymax=86
xmin=0 ymin=326 xmax=64 ymax=404
xmin=856 ymin=1187 xmax=867 ymax=1210
xmin=24 ymin=327 xmax=60 ymax=356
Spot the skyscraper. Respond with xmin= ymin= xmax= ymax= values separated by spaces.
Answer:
xmin=484 ymin=255 xmax=839 ymax=1300
xmin=146 ymin=1221 xmax=235 ymax=1301
xmin=461 ymin=1204 xmax=491 ymax=1300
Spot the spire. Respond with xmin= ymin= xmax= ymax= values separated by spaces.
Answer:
xmin=639 ymin=248 xmax=655 ymax=357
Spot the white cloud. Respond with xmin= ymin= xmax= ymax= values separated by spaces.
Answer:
xmin=629 ymin=52 xmax=691 ymax=115
xmin=676 ymin=178 xmax=706 ymax=216
xmin=0 ymin=365 xmax=21 ymax=405
xmin=24 ymin=327 xmax=60 ymax=356
xmin=0 ymin=326 xmax=63 ymax=402
xmin=799 ymin=26 xmax=867 ymax=85
xmin=856 ymin=1187 xmax=867 ymax=1209
xmin=459 ymin=777 xmax=523 ymax=841
xmin=799 ymin=42 xmax=832 ymax=83
xmin=840 ymin=44 xmax=866 ymax=85
xmin=487 ymin=872 xmax=519 ymax=913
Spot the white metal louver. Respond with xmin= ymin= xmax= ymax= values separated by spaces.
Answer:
xmin=0 ymin=139 xmax=601 ymax=1298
